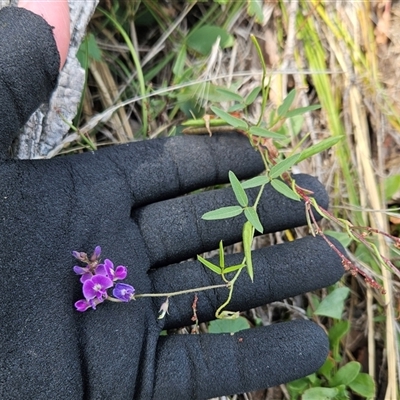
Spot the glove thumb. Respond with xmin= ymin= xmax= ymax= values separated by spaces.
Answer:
xmin=0 ymin=6 xmax=60 ymax=158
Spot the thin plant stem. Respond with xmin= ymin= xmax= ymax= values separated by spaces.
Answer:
xmin=106 ymin=283 xmax=230 ymax=302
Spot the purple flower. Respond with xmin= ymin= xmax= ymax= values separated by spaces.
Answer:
xmin=82 ymin=275 xmax=113 ymax=301
xmin=113 ymin=283 xmax=135 ymax=302
xmin=90 ymin=246 xmax=101 ymax=261
xmin=74 ymin=298 xmax=103 ymax=312
xmin=72 ymin=251 xmax=88 ymax=263
xmin=72 ymin=246 xmax=133 ymax=312
xmin=97 ymin=259 xmax=127 ymax=282
xmin=73 ymin=265 xmax=89 ymax=275
xmin=73 ymin=266 xmax=93 ymax=283
xmin=75 ymin=299 xmax=91 ymax=312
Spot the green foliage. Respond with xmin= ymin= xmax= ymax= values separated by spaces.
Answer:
xmin=269 ymin=153 xmax=301 ymax=179
xmin=348 ymin=373 xmax=376 ymax=398
xmin=76 ymin=33 xmax=102 ymax=69
xmin=242 ymin=221 xmax=255 ymax=281
xmin=384 ymin=174 xmax=400 ymax=201
xmin=210 ymin=106 xmax=248 ymax=130
xmin=186 ymin=25 xmax=234 ymax=55
xmin=246 ymin=0 xmax=264 ymax=24
xmin=297 ymin=136 xmax=343 ymax=163
xmin=241 ymin=175 xmax=270 ymax=189
xmin=248 ymin=126 xmax=286 ymax=139
xmin=314 ymin=287 xmax=350 ymax=319
xmin=302 ymin=386 xmax=341 ymax=400
xmin=277 ymin=89 xmax=296 ymax=117
xmin=287 ymin=358 xmax=375 ymax=399
xmin=202 ymin=206 xmax=243 ymax=220
xmin=271 ymin=179 xmax=300 ymax=201
xmin=287 ymin=287 xmax=375 ymax=399
xmin=328 ymin=320 xmax=351 ymax=362
xmin=197 ymin=241 xmax=245 ymax=278
xmin=229 ymin=171 xmax=248 ymax=207
xmin=197 ymin=81 xmax=340 ymax=315
xmin=208 ymin=316 xmax=250 ymax=333
xmin=330 ymin=362 xmax=360 ymax=387
xmin=244 ymin=207 xmax=263 ymax=233
xmin=324 ymin=230 xmax=353 ymax=248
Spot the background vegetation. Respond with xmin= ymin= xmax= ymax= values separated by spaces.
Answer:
xmin=63 ymin=1 xmax=400 ymax=399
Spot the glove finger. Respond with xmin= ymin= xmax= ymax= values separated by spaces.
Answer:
xmin=82 ymin=133 xmax=264 ymax=207
xmin=134 ymin=173 xmax=328 ymax=267
xmin=153 ymin=320 xmax=328 ymax=399
xmin=150 ymin=235 xmax=343 ymax=330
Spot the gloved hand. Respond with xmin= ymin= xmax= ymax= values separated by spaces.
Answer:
xmin=0 ymin=6 xmax=345 ymax=400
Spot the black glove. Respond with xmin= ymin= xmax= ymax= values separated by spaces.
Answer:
xmin=0 ymin=6 xmax=344 ymax=400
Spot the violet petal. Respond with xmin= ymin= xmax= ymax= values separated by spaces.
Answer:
xmin=113 ymin=283 xmax=135 ymax=302
xmin=83 ymin=275 xmax=113 ymax=300
xmin=75 ymin=299 xmax=91 ymax=312
xmin=114 ymin=266 xmax=127 ymax=281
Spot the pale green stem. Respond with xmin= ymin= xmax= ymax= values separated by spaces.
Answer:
xmin=107 ymin=283 xmax=229 ymax=303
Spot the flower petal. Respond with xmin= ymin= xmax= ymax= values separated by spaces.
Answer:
xmin=80 ymin=272 xmax=92 ymax=283
xmin=90 ymin=245 xmax=101 ymax=261
xmin=114 ymin=266 xmax=127 ymax=281
xmin=104 ymin=259 xmax=115 ymax=278
xmin=113 ymin=283 xmax=135 ymax=302
xmin=95 ymin=264 xmax=107 ymax=276
xmin=75 ymin=299 xmax=91 ymax=312
xmin=73 ymin=266 xmax=88 ymax=275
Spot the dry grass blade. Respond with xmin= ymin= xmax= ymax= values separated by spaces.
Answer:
xmin=88 ymin=59 xmax=133 ymax=142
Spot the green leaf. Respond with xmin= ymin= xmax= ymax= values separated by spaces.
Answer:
xmin=219 ymin=240 xmax=225 ymax=272
xmin=247 ymin=0 xmax=264 ymax=24
xmin=348 ymin=372 xmax=376 ymax=398
xmin=172 ymin=45 xmax=187 ymax=77
xmin=197 ymin=255 xmax=222 ymax=274
xmin=77 ymin=33 xmax=102 ymax=69
xmin=241 ymin=175 xmax=270 ymax=189
xmin=244 ymin=207 xmax=263 ymax=233
xmin=285 ymin=104 xmax=321 ymax=118
xmin=248 ymin=126 xmax=287 ymax=139
xmin=242 ymin=221 xmax=254 ymax=281
xmin=302 ymin=386 xmax=339 ymax=400
xmin=328 ymin=320 xmax=350 ymax=344
xmin=210 ymin=106 xmax=248 ymax=130
xmin=297 ymin=136 xmax=343 ymax=162
xmin=324 ymin=230 xmax=352 ymax=248
xmin=208 ymin=316 xmax=250 ymax=333
xmin=271 ymin=179 xmax=301 ymax=201
xmin=307 ymin=373 xmax=321 ymax=386
xmin=318 ymin=358 xmax=336 ymax=381
xmin=223 ymin=262 xmax=246 ymax=274
xmin=186 ymin=25 xmax=234 ymax=55
xmin=215 ymin=87 xmax=243 ymax=102
xmin=277 ymin=89 xmax=296 ymax=117
xmin=287 ymin=114 xmax=304 ymax=136
xmin=329 ymin=361 xmax=361 ymax=387
xmin=202 ymin=206 xmax=243 ymax=220
xmin=269 ymin=153 xmax=301 ymax=179
xmin=384 ymin=174 xmax=400 ymax=201
xmin=286 ymin=377 xmax=310 ymax=399
xmin=244 ymin=86 xmax=261 ymax=105
xmin=314 ymin=287 xmax=350 ymax=319
xmin=228 ymin=103 xmax=246 ymax=113
xmin=329 ymin=320 xmax=350 ymax=362
xmin=229 ymin=171 xmax=248 ymax=207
